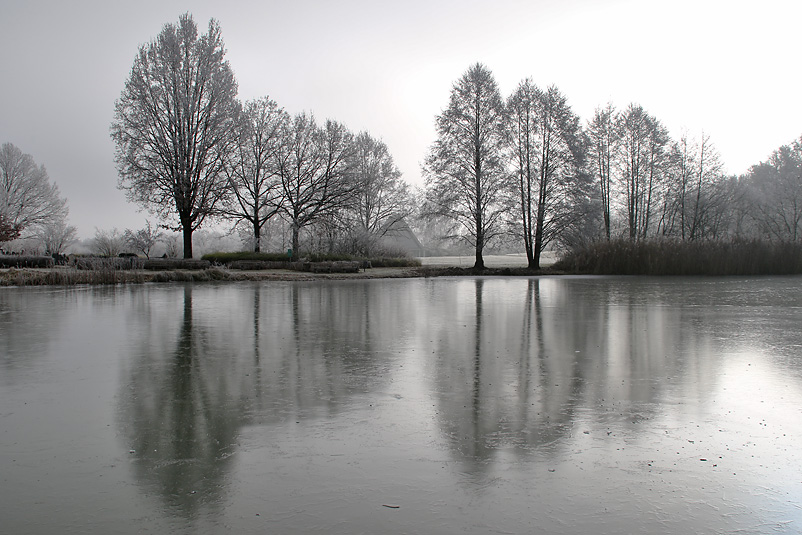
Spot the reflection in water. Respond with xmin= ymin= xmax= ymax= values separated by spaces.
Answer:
xmin=0 ymin=288 xmax=75 ymax=380
xmin=428 ymin=277 xmax=733 ymax=472
xmin=117 ymin=281 xmax=408 ymax=517
xmin=109 ymin=276 xmax=802 ymax=532
xmin=4 ymin=277 xmax=802 ymax=533
xmin=120 ymin=285 xmax=244 ymax=516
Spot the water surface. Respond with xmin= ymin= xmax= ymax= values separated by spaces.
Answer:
xmin=2 ymin=277 xmax=801 ymax=534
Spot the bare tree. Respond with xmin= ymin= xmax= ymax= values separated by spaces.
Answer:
xmin=36 ymin=215 xmax=77 ymax=255
xmin=220 ymin=96 xmax=288 ymax=252
xmin=92 ymin=228 xmax=125 ymax=257
xmin=658 ymin=133 xmax=695 ymax=237
xmin=423 ymin=63 xmax=510 ymax=269
xmin=587 ymin=104 xmax=618 ymax=239
xmin=686 ymin=133 xmax=723 ymax=240
xmin=124 ymin=220 xmax=164 ymax=258
xmin=507 ymin=81 xmax=587 ymax=268
xmin=747 ymin=137 xmax=802 ymax=241
xmin=617 ymin=104 xmax=670 ymax=240
xmin=110 ymin=14 xmax=239 ymax=258
xmin=275 ymin=114 xmax=356 ymax=260
xmin=348 ymin=131 xmax=410 ymax=255
xmin=659 ymin=132 xmax=725 ymax=240
xmin=0 ymin=142 xmax=69 ymax=241
xmin=163 ymin=234 xmax=181 ymax=258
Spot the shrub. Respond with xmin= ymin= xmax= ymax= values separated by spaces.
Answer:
xmin=202 ymin=251 xmax=292 ymax=264
xmin=367 ymin=257 xmax=422 ymax=268
xmin=142 ymin=258 xmax=211 ymax=271
xmin=306 ymin=252 xmax=355 ymax=262
xmin=0 ymin=255 xmax=54 ymax=268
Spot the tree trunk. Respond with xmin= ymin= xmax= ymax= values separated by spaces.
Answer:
xmin=291 ymin=221 xmax=300 ymax=261
xmin=474 ymin=244 xmax=485 ymax=269
xmin=533 ymin=199 xmax=546 ymax=270
xmin=182 ymin=219 xmax=193 ymax=259
xmin=253 ymin=206 xmax=261 ymax=253
xmin=253 ymin=222 xmax=261 ymax=253
xmin=474 ymin=217 xmax=485 ymax=269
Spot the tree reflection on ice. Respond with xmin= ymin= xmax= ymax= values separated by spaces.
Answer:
xmin=4 ymin=276 xmax=794 ymax=533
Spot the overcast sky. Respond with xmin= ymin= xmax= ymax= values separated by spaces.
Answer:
xmin=2 ymin=0 xmax=800 ymax=239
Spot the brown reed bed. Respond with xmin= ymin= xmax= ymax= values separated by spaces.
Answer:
xmin=553 ymin=239 xmax=802 ymax=275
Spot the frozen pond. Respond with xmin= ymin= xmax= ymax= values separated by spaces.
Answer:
xmin=2 ymin=276 xmax=802 ymax=534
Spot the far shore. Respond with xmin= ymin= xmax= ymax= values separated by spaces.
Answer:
xmin=0 ymin=254 xmax=562 ymax=287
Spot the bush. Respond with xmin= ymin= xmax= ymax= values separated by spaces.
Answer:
xmin=142 ymin=258 xmax=211 ymax=271
xmin=202 ymin=251 xmax=292 ymax=264
xmin=0 ymin=255 xmax=54 ymax=268
xmin=306 ymin=252 xmax=355 ymax=262
xmin=305 ymin=253 xmax=420 ymax=267
xmin=367 ymin=257 xmax=422 ymax=268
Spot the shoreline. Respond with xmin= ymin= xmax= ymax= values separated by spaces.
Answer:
xmin=0 ymin=266 xmax=563 ymax=287
xmin=0 ymin=264 xmax=562 ymax=287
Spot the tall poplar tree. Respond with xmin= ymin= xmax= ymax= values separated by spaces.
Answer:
xmin=423 ymin=63 xmax=509 ymax=269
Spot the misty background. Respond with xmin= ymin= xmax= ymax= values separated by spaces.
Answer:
xmin=1 ymin=0 xmax=800 ymax=239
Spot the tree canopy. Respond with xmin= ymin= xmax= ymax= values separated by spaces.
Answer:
xmin=423 ymin=63 xmax=510 ymax=269
xmin=0 ymin=142 xmax=68 ymax=246
xmin=111 ymin=13 xmax=239 ymax=258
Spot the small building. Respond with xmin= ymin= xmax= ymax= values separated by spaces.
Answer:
xmin=379 ymin=217 xmax=424 ymax=257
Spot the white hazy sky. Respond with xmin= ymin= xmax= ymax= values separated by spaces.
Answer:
xmin=2 ymin=0 xmax=800 ymax=239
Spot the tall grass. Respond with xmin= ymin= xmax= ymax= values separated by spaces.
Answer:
xmin=0 ymin=266 xmax=233 ymax=287
xmin=73 ymin=256 xmax=144 ymax=270
xmin=1 ymin=267 xmax=143 ymax=286
xmin=553 ymin=239 xmax=802 ymax=275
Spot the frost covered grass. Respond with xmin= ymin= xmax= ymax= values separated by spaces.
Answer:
xmin=0 ymin=267 xmax=142 ymax=286
xmin=553 ymin=239 xmax=802 ymax=275
xmin=0 ymin=265 xmax=231 ymax=286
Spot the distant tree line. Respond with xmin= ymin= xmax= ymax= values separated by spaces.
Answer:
xmin=423 ymin=63 xmax=802 ymax=268
xmin=108 ymin=16 xmax=802 ymax=264
xmin=111 ymin=14 xmax=410 ymax=259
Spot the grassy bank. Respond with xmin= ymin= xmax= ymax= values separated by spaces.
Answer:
xmin=202 ymin=251 xmax=422 ymax=268
xmin=6 ymin=241 xmax=799 ymax=286
xmin=1 ymin=263 xmax=555 ymax=287
xmin=553 ymin=239 xmax=802 ymax=275
xmin=0 ymin=266 xmax=234 ymax=286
